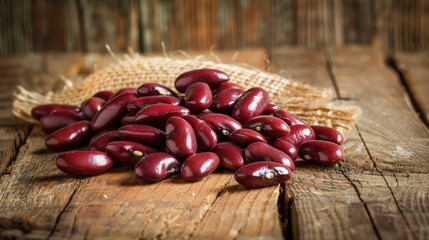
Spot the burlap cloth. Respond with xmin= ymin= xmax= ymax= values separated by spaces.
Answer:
xmin=12 ymin=54 xmax=359 ymax=132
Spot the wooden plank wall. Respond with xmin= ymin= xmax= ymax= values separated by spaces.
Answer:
xmin=0 ymin=0 xmax=428 ymax=56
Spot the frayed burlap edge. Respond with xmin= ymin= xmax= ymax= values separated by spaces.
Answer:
xmin=12 ymin=54 xmax=360 ymax=132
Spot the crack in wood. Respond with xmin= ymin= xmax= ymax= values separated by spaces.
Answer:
xmin=0 ymin=126 xmax=32 ymax=176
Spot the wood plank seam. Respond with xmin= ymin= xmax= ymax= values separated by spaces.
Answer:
xmin=0 ymin=126 xmax=32 ymax=176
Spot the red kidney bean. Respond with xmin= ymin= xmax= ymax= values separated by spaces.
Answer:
xmin=298 ymin=140 xmax=344 ymax=165
xmin=263 ymin=104 xmax=279 ymax=115
xmin=45 ymin=121 xmax=94 ymax=151
xmin=310 ymin=125 xmax=344 ymax=145
xmin=120 ymin=113 xmax=138 ymax=126
xmin=273 ymin=109 xmax=305 ymax=126
xmin=92 ymin=90 xmax=114 ymax=101
xmin=89 ymin=130 xmax=120 ymax=151
xmin=244 ymin=115 xmax=290 ymax=139
xmin=40 ymin=110 xmax=83 ymax=134
xmin=245 ymin=142 xmax=295 ymax=171
xmin=184 ymin=82 xmax=213 ymax=112
xmin=280 ymin=124 xmax=315 ymax=147
xmin=31 ymin=104 xmax=81 ymax=121
xmin=137 ymin=83 xmax=178 ymax=97
xmin=234 ymin=161 xmax=292 ymax=188
xmin=181 ymin=152 xmax=219 ymax=182
xmin=269 ymin=139 xmax=298 ymax=161
xmin=56 ymin=151 xmax=113 ymax=177
xmin=228 ymin=129 xmax=267 ymax=147
xmin=118 ymin=124 xmax=165 ymax=147
xmin=106 ymin=141 xmax=158 ymax=167
xmin=231 ymin=87 xmax=269 ymax=124
xmin=135 ymin=152 xmax=181 ymax=183
xmin=135 ymin=103 xmax=190 ymax=127
xmin=210 ymin=88 xmax=244 ymax=113
xmin=183 ymin=115 xmax=218 ymax=150
xmin=175 ymin=68 xmax=229 ymax=93
xmin=91 ymin=91 xmax=137 ymax=132
xmin=199 ymin=113 xmax=242 ymax=140
xmin=165 ymin=116 xmax=197 ymax=158
xmin=110 ymin=88 xmax=137 ymax=99
xmin=81 ymin=97 xmax=105 ymax=120
xmin=127 ymin=96 xmax=181 ymax=115
xmin=212 ymin=81 xmax=243 ymax=95
xmin=195 ymin=110 xmax=213 ymax=119
xmin=211 ymin=142 xmax=244 ymax=171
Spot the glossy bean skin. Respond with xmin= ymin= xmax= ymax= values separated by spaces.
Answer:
xmin=280 ymin=124 xmax=315 ymax=147
xmin=310 ymin=125 xmax=344 ymax=145
xmin=175 ymin=68 xmax=229 ymax=93
xmin=184 ymin=82 xmax=213 ymax=113
xmin=135 ymin=152 xmax=181 ymax=183
xmin=56 ymin=151 xmax=113 ymax=177
xmin=183 ymin=115 xmax=218 ymax=150
xmin=199 ymin=113 xmax=242 ymax=140
xmin=231 ymin=87 xmax=269 ymax=124
xmin=263 ymin=103 xmax=279 ymax=115
xmin=165 ymin=116 xmax=197 ymax=158
xmin=234 ymin=161 xmax=292 ymax=188
xmin=273 ymin=110 xmax=305 ymax=126
xmin=121 ymin=114 xmax=138 ymax=126
xmin=81 ymin=97 xmax=105 ymax=120
xmin=228 ymin=129 xmax=267 ymax=147
xmin=211 ymin=88 xmax=244 ymax=114
xmin=245 ymin=142 xmax=295 ymax=171
xmin=110 ymin=88 xmax=137 ymax=99
xmin=269 ymin=139 xmax=298 ymax=161
xmin=137 ymin=83 xmax=178 ymax=97
xmin=91 ymin=92 xmax=137 ymax=132
xmin=106 ymin=141 xmax=158 ymax=167
xmin=93 ymin=90 xmax=114 ymax=101
xmin=118 ymin=124 xmax=165 ymax=147
xmin=181 ymin=152 xmax=219 ymax=182
xmin=298 ymin=140 xmax=345 ymax=165
xmin=127 ymin=96 xmax=181 ymax=115
xmin=244 ymin=115 xmax=290 ymax=139
xmin=31 ymin=104 xmax=81 ymax=121
xmin=212 ymin=81 xmax=243 ymax=95
xmin=89 ymin=130 xmax=120 ymax=151
xmin=211 ymin=142 xmax=244 ymax=171
xmin=45 ymin=121 xmax=93 ymax=151
xmin=40 ymin=110 xmax=83 ymax=134
xmin=135 ymin=103 xmax=190 ymax=127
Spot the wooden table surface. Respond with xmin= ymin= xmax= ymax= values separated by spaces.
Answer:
xmin=0 ymin=47 xmax=428 ymax=240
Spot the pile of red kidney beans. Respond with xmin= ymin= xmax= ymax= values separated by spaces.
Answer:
xmin=31 ymin=68 xmax=345 ymax=188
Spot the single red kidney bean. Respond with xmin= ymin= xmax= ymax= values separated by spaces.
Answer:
xmin=121 ymin=113 xmax=138 ymax=126
xmin=244 ymin=115 xmax=290 ymax=139
xmin=110 ymin=88 xmax=137 ymax=100
xmin=212 ymin=81 xmax=243 ymax=95
xmin=228 ymin=129 xmax=267 ymax=147
xmin=45 ymin=121 xmax=94 ymax=151
xmin=40 ymin=110 xmax=83 ymax=134
xmin=92 ymin=90 xmax=114 ymax=101
xmin=165 ymin=116 xmax=197 ymax=158
xmin=194 ymin=110 xmax=213 ymax=119
xmin=310 ymin=125 xmax=344 ymax=145
xmin=56 ymin=151 xmax=113 ymax=177
xmin=106 ymin=141 xmax=158 ymax=167
xmin=234 ymin=161 xmax=292 ymax=188
xmin=137 ymin=83 xmax=178 ymax=97
xmin=81 ymin=97 xmax=105 ymax=120
xmin=91 ymin=91 xmax=137 ymax=132
xmin=185 ymin=82 xmax=213 ymax=112
xmin=263 ymin=104 xmax=279 ymax=115
xmin=127 ymin=96 xmax=181 ymax=115
xmin=89 ymin=130 xmax=120 ymax=151
xmin=245 ymin=142 xmax=295 ymax=171
xmin=280 ymin=124 xmax=315 ymax=147
xmin=231 ymin=87 xmax=269 ymax=124
xmin=298 ymin=140 xmax=345 ymax=165
xmin=210 ymin=88 xmax=244 ymax=113
xmin=273 ymin=109 xmax=305 ymax=125
xmin=211 ymin=142 xmax=244 ymax=171
xmin=199 ymin=113 xmax=242 ymax=140
xmin=269 ymin=139 xmax=298 ymax=161
xmin=181 ymin=152 xmax=219 ymax=182
xmin=135 ymin=152 xmax=181 ymax=183
xmin=31 ymin=104 xmax=81 ymax=121
xmin=175 ymin=68 xmax=229 ymax=93
xmin=118 ymin=124 xmax=165 ymax=147
xmin=183 ymin=115 xmax=218 ymax=150
xmin=135 ymin=103 xmax=190 ymax=127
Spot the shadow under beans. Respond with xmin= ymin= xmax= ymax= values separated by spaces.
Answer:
xmin=21 ymin=173 xmax=78 ymax=183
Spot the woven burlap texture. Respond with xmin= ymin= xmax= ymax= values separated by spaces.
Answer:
xmin=12 ymin=55 xmax=359 ymax=131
